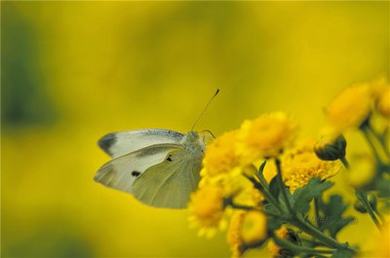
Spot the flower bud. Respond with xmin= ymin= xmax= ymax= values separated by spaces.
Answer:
xmin=314 ymin=134 xmax=346 ymax=161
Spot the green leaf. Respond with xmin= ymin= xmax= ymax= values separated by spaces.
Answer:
xmin=319 ymin=195 xmax=355 ymax=238
xmin=331 ymin=249 xmax=354 ymax=258
xmin=278 ymin=191 xmax=295 ymax=214
xmin=292 ymin=178 xmax=333 ymax=215
xmin=377 ymin=178 xmax=390 ymax=198
xmin=267 ymin=216 xmax=285 ymax=231
xmin=269 ymin=175 xmax=280 ymax=199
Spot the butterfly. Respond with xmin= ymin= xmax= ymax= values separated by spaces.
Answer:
xmin=94 ymin=90 xmax=219 ymax=208
xmin=94 ymin=129 xmax=212 ymax=209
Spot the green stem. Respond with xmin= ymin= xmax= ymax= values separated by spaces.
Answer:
xmin=229 ymin=203 xmax=280 ymax=217
xmin=361 ymin=126 xmax=383 ymax=164
xmin=314 ymin=197 xmax=321 ymax=227
xmin=246 ymin=175 xmax=283 ymax=214
xmin=355 ymin=190 xmax=381 ymax=229
xmin=275 ymin=158 xmax=294 ymax=213
xmin=293 ymin=215 xmax=354 ymax=252
xmin=272 ymin=234 xmax=334 ymax=256
xmin=367 ymin=125 xmax=390 ymax=159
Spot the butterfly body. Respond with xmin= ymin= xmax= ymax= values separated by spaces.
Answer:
xmin=95 ymin=129 xmax=207 ymax=209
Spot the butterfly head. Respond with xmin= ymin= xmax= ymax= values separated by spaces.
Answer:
xmin=182 ymin=131 xmax=206 ymax=154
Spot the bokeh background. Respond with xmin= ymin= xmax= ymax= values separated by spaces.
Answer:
xmin=2 ymin=1 xmax=389 ymax=257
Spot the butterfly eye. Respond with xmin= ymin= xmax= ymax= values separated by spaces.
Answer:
xmin=166 ymin=155 xmax=173 ymax=162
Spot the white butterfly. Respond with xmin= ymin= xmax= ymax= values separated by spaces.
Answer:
xmin=94 ymin=129 xmax=212 ymax=209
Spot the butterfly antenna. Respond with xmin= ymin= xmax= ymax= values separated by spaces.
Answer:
xmin=191 ymin=89 xmax=220 ymax=131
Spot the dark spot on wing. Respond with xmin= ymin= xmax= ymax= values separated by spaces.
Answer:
xmin=131 ymin=171 xmax=141 ymax=177
xmin=166 ymin=155 xmax=172 ymax=162
xmin=98 ymin=133 xmax=116 ymax=155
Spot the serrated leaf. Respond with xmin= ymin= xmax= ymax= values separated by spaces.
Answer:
xmin=319 ymin=194 xmax=355 ymax=238
xmin=292 ymin=178 xmax=333 ymax=215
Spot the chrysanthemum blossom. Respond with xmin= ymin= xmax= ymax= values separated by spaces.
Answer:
xmin=373 ymin=217 xmax=390 ymax=258
xmin=240 ymin=211 xmax=267 ymax=244
xmin=376 ymin=86 xmax=390 ymax=118
xmin=371 ymin=77 xmax=390 ymax=118
xmin=237 ymin=112 xmax=297 ymax=163
xmin=227 ymin=210 xmax=267 ymax=258
xmin=326 ymin=83 xmax=373 ymax=133
xmin=202 ymin=130 xmax=241 ymax=177
xmin=282 ymin=140 xmax=341 ymax=191
xmin=227 ymin=211 xmax=245 ymax=258
xmin=188 ymin=186 xmax=227 ymax=238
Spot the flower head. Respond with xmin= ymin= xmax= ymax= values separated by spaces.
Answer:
xmin=241 ymin=210 xmax=267 ymax=244
xmin=227 ymin=210 xmax=268 ymax=258
xmin=203 ymin=130 xmax=240 ymax=177
xmin=347 ymin=154 xmax=376 ymax=188
xmin=267 ymin=226 xmax=289 ymax=257
xmin=282 ymin=139 xmax=342 ymax=191
xmin=370 ymin=77 xmax=390 ymax=119
xmin=325 ymin=83 xmax=373 ymax=133
xmin=188 ymin=185 xmax=227 ymax=237
xmin=227 ymin=211 xmax=245 ymax=258
xmin=237 ymin=112 xmax=297 ymax=163
xmin=373 ymin=217 xmax=390 ymax=257
xmin=376 ymin=86 xmax=390 ymax=119
xmin=314 ymin=132 xmax=346 ymax=161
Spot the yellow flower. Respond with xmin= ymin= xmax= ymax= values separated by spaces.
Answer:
xmin=237 ymin=112 xmax=297 ymax=163
xmin=203 ymin=130 xmax=240 ymax=177
xmin=373 ymin=217 xmax=390 ymax=258
xmin=227 ymin=210 xmax=268 ymax=258
xmin=326 ymin=83 xmax=373 ymax=133
xmin=376 ymin=86 xmax=390 ymax=118
xmin=347 ymin=154 xmax=376 ymax=188
xmin=241 ymin=210 xmax=267 ymax=244
xmin=188 ymin=186 xmax=227 ymax=237
xmin=227 ymin=211 xmax=245 ymax=258
xmin=267 ymin=226 xmax=289 ymax=257
xmin=200 ymin=168 xmax=263 ymax=208
xmin=282 ymin=139 xmax=342 ymax=191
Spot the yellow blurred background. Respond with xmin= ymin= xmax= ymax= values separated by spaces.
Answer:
xmin=1 ymin=2 xmax=388 ymax=257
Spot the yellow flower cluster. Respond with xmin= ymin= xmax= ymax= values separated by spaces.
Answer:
xmin=325 ymin=77 xmax=390 ymax=135
xmin=282 ymin=140 xmax=341 ymax=191
xmin=202 ymin=112 xmax=296 ymax=179
xmin=189 ymin=112 xmax=294 ymax=238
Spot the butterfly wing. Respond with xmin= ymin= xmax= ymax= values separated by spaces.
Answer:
xmin=131 ymin=149 xmax=202 ymax=209
xmin=98 ymin=129 xmax=184 ymax=158
xmin=94 ymin=143 xmax=183 ymax=193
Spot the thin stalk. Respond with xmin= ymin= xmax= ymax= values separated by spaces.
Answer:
xmin=361 ymin=126 xmax=383 ymax=164
xmin=314 ymin=197 xmax=321 ymax=227
xmin=246 ymin=175 xmax=283 ymax=213
xmin=229 ymin=203 xmax=280 ymax=217
xmin=355 ymin=191 xmax=381 ymax=229
xmin=272 ymin=234 xmax=334 ymax=256
xmin=367 ymin=125 xmax=390 ymax=159
xmin=275 ymin=158 xmax=294 ymax=213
